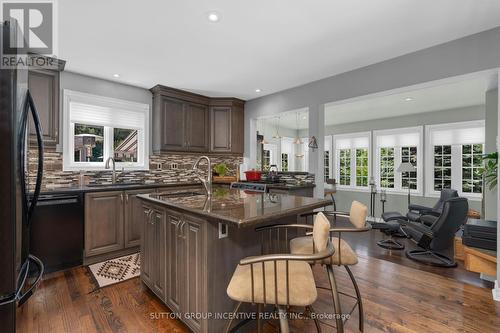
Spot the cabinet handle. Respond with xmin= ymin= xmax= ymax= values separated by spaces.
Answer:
xmin=120 ymin=193 xmax=124 ymax=203
xmin=149 ymin=211 xmax=155 ymax=225
xmin=178 ymin=221 xmax=186 ymax=239
xmin=125 ymin=194 xmax=129 ymax=204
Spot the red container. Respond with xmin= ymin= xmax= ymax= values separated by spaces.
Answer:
xmin=244 ymin=170 xmax=262 ymax=181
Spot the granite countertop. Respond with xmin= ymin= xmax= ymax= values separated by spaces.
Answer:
xmin=138 ymin=187 xmax=330 ymax=227
xmin=35 ymin=181 xmax=202 ymax=195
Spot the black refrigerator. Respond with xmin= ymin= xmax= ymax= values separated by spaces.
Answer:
xmin=0 ymin=20 xmax=45 ymax=332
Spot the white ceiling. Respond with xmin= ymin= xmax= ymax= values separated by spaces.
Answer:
xmin=324 ymin=76 xmax=493 ymax=126
xmin=59 ymin=1 xmax=500 ymax=100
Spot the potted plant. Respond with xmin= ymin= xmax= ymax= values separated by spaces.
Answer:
xmin=212 ymin=163 xmax=236 ymax=184
xmin=480 ymin=152 xmax=498 ymax=218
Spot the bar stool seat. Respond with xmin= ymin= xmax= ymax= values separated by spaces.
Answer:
xmin=290 ymin=236 xmax=358 ymax=266
xmin=227 ymin=260 xmax=317 ymax=306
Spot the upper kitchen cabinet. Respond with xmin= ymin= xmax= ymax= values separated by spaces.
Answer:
xmin=209 ymin=98 xmax=244 ymax=154
xmin=28 ymin=55 xmax=66 ymax=146
xmin=151 ymin=85 xmax=244 ymax=154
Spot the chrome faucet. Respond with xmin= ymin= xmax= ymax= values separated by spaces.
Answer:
xmin=105 ymin=157 xmax=118 ymax=184
xmin=192 ymin=155 xmax=212 ymax=196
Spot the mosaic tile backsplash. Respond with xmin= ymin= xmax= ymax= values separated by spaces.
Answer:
xmin=28 ymin=147 xmax=243 ymax=191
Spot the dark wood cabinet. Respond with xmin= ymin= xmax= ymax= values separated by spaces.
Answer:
xmin=141 ymin=207 xmax=155 ymax=288
xmin=210 ymin=107 xmax=231 ymax=152
xmin=84 ymin=191 xmax=124 ymax=257
xmin=165 ymin=209 xmax=183 ymax=312
xmin=181 ymin=215 xmax=207 ymax=333
xmin=151 ymin=85 xmax=244 ymax=154
xmin=27 ymin=56 xmax=65 ymax=146
xmin=209 ymin=100 xmax=244 ymax=154
xmin=185 ymin=103 xmax=209 ymax=152
xmin=28 ymin=69 xmax=60 ymax=146
xmin=125 ymin=188 xmax=155 ymax=248
xmin=86 ymin=188 xmax=155 ymax=262
xmin=160 ymin=98 xmax=186 ymax=151
xmin=141 ymin=204 xmax=207 ymax=333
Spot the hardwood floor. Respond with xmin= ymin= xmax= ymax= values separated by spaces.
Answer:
xmin=17 ymin=228 xmax=500 ymax=333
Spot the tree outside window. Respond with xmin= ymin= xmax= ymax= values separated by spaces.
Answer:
xmin=401 ymin=146 xmax=417 ymax=190
xmin=462 ymin=144 xmax=483 ymax=193
xmin=434 ymin=145 xmax=452 ymax=191
xmin=380 ymin=147 xmax=395 ymax=188
xmin=355 ymin=148 xmax=368 ymax=186
xmin=339 ymin=149 xmax=351 ymax=186
xmin=281 ymin=153 xmax=289 ymax=172
xmin=324 ymin=150 xmax=330 ymax=182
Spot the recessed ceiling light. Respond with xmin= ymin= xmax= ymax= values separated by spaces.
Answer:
xmin=302 ymin=116 xmax=307 ymax=120
xmin=207 ymin=11 xmax=220 ymax=22
xmin=404 ymin=97 xmax=414 ymax=101
xmin=255 ymin=89 xmax=261 ymax=93
xmin=113 ymin=74 xmax=120 ymax=78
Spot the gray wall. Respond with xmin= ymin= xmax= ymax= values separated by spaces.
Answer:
xmin=485 ymin=89 xmax=499 ymax=220
xmin=58 ymin=71 xmax=153 ymax=152
xmin=322 ymin=105 xmax=484 ymax=214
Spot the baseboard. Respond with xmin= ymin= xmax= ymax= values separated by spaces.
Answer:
xmin=493 ymin=281 xmax=500 ymax=302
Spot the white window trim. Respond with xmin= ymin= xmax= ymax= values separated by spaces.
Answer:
xmin=62 ymin=90 xmax=150 ymax=171
xmin=333 ymin=131 xmax=372 ymax=192
xmin=425 ymin=120 xmax=485 ymax=200
xmin=374 ymin=126 xmax=424 ymax=195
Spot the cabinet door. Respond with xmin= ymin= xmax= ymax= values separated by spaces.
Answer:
xmin=85 ymin=191 xmax=124 ymax=257
xmin=186 ymin=103 xmax=209 ymax=152
xmin=181 ymin=215 xmax=207 ymax=333
xmin=230 ymin=106 xmax=244 ymax=154
xmin=141 ymin=206 xmax=155 ymax=288
xmin=152 ymin=209 xmax=167 ymax=300
xmin=161 ymin=97 xmax=186 ymax=151
xmin=28 ymin=69 xmax=59 ymax=146
xmin=165 ymin=210 xmax=183 ymax=312
xmin=210 ymin=107 xmax=231 ymax=152
xmin=124 ymin=189 xmax=155 ymax=248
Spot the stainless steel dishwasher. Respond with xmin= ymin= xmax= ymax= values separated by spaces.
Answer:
xmin=29 ymin=193 xmax=84 ymax=273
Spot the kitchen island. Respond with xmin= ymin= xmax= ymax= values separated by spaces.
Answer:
xmin=137 ymin=187 xmax=330 ymax=333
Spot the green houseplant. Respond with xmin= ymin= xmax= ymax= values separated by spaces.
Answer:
xmin=481 ymin=152 xmax=498 ymax=190
xmin=213 ymin=163 xmax=229 ymax=177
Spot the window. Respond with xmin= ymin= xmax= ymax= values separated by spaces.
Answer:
xmin=263 ymin=150 xmax=271 ymax=171
xmin=401 ymin=146 xmax=418 ymax=190
xmin=426 ymin=120 xmax=485 ymax=198
xmin=433 ymin=145 xmax=452 ymax=191
xmin=324 ymin=150 xmax=330 ymax=182
xmin=356 ymin=148 xmax=369 ymax=187
xmin=379 ymin=147 xmax=395 ymax=188
xmin=63 ymin=90 xmax=149 ymax=171
xmin=281 ymin=137 xmax=294 ymax=171
xmin=324 ymin=136 xmax=332 ymax=182
xmin=462 ymin=144 xmax=483 ymax=194
xmin=374 ymin=127 xmax=423 ymax=193
xmin=262 ymin=143 xmax=277 ymax=172
xmin=281 ymin=153 xmax=289 ymax=171
xmin=333 ymin=132 xmax=371 ymax=190
xmin=339 ymin=149 xmax=351 ymax=185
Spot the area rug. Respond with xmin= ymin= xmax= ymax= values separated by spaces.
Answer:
xmin=88 ymin=253 xmax=140 ymax=288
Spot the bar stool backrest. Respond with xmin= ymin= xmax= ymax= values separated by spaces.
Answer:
xmin=349 ymin=201 xmax=368 ymax=229
xmin=313 ymin=212 xmax=331 ymax=253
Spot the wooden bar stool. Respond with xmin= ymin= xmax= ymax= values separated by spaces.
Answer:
xmin=296 ymin=201 xmax=371 ymax=333
xmin=225 ymin=213 xmax=335 ymax=333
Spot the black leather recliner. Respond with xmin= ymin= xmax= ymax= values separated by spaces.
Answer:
xmin=382 ymin=189 xmax=459 ymax=225
xmin=406 ymin=189 xmax=459 ymax=224
xmin=404 ymin=197 xmax=468 ymax=267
